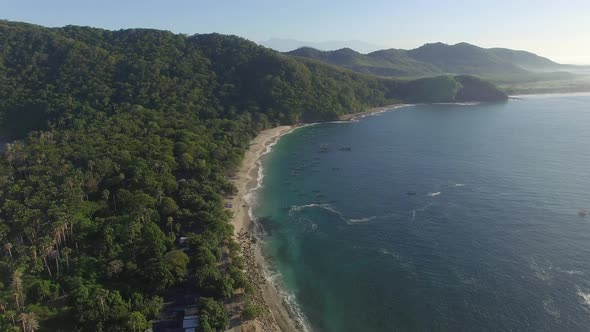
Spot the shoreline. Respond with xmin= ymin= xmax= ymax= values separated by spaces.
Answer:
xmin=508 ymin=91 xmax=590 ymax=98
xmin=228 ymin=103 xmax=407 ymax=332
xmin=339 ymin=103 xmax=405 ymax=121
xmin=228 ymin=125 xmax=303 ymax=332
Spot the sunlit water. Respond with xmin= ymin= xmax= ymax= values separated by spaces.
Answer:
xmin=255 ymin=94 xmax=590 ymax=331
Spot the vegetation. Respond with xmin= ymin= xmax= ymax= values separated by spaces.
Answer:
xmin=242 ymin=302 xmax=265 ymax=320
xmin=286 ymin=42 xmax=589 ymax=86
xmin=0 ymin=20 xmax=506 ymax=331
xmin=287 ymin=46 xmax=443 ymax=78
xmin=197 ymin=297 xmax=228 ymax=332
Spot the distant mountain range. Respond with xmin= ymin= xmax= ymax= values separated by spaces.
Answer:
xmin=259 ymin=38 xmax=384 ymax=54
xmin=283 ymin=42 xmax=590 ymax=84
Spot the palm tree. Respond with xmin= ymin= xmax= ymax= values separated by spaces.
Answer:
xmin=62 ymin=247 xmax=72 ymax=271
xmin=11 ymin=270 xmax=23 ymax=310
xmin=18 ymin=312 xmax=39 ymax=332
xmin=40 ymin=239 xmax=54 ymax=277
xmin=18 ymin=312 xmax=26 ymax=332
xmin=167 ymin=216 xmax=174 ymax=235
xmin=97 ymin=290 xmax=109 ymax=318
xmin=27 ymin=314 xmax=39 ymax=332
xmin=23 ymin=227 xmax=36 ymax=244
xmin=30 ymin=245 xmax=38 ymax=266
xmin=6 ymin=309 xmax=16 ymax=325
xmin=4 ymin=242 xmax=13 ymax=259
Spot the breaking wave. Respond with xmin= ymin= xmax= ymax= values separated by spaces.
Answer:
xmin=258 ymin=247 xmax=312 ymax=332
xmin=289 ymin=203 xmax=378 ymax=225
xmin=577 ymin=287 xmax=590 ymax=310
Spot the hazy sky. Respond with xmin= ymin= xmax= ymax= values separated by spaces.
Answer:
xmin=3 ymin=0 xmax=590 ymax=63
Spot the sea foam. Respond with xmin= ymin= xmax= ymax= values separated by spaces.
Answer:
xmin=577 ymin=287 xmax=590 ymax=310
xmin=289 ymin=203 xmax=378 ymax=225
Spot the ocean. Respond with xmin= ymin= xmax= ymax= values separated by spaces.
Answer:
xmin=253 ymin=94 xmax=590 ymax=331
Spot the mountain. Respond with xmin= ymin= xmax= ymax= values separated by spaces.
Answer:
xmin=0 ymin=21 xmax=506 ymax=331
xmin=288 ymin=47 xmax=442 ymax=77
xmin=285 ymin=42 xmax=585 ymax=83
xmin=487 ymin=47 xmax=561 ymax=70
xmin=406 ymin=42 xmax=529 ymax=77
xmin=259 ymin=38 xmax=384 ymax=53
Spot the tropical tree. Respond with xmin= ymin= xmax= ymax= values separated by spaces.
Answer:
xmin=127 ymin=311 xmax=149 ymax=332
xmin=198 ymin=297 xmax=229 ymax=332
xmin=11 ymin=270 xmax=23 ymax=310
xmin=4 ymin=243 xmax=13 ymax=259
xmin=18 ymin=312 xmax=39 ymax=332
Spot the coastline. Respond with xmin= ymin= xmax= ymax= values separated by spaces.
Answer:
xmin=508 ymin=91 xmax=590 ymax=98
xmin=228 ymin=103 xmax=407 ymax=332
xmin=339 ymin=103 xmax=408 ymax=121
xmin=228 ymin=125 xmax=303 ymax=332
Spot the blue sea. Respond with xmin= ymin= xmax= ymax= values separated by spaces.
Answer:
xmin=254 ymin=94 xmax=590 ymax=331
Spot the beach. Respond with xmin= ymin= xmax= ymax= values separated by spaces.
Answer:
xmin=229 ymin=96 xmax=590 ymax=331
xmin=227 ymin=104 xmax=402 ymax=332
xmin=228 ymin=125 xmax=302 ymax=332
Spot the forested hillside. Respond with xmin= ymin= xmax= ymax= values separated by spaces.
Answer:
xmin=285 ymin=42 xmax=581 ymax=83
xmin=0 ymin=21 xmax=506 ymax=331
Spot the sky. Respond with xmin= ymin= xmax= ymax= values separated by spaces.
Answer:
xmin=2 ymin=0 xmax=590 ymax=64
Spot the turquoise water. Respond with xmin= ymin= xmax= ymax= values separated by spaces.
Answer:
xmin=255 ymin=94 xmax=590 ymax=331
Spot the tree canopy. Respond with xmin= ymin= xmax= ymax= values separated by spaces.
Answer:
xmin=0 ymin=20 xmax=506 ymax=330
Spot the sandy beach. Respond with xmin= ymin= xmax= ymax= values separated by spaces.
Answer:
xmin=228 ymin=125 xmax=302 ymax=332
xmin=227 ymin=104 xmax=403 ymax=332
xmin=229 ymin=125 xmax=293 ymax=238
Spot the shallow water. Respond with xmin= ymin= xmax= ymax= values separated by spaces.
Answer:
xmin=255 ymin=94 xmax=590 ymax=331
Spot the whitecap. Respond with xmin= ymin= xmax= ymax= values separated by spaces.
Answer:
xmin=378 ymin=248 xmax=401 ymax=259
xmin=290 ymin=203 xmax=377 ymax=225
xmin=348 ymin=216 xmax=377 ymax=224
xmin=556 ymin=267 xmax=584 ymax=276
xmin=289 ymin=203 xmax=337 ymax=214
xmin=428 ymin=192 xmax=441 ymax=197
xmin=577 ymin=287 xmax=590 ymax=309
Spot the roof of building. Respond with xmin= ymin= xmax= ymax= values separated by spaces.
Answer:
xmin=182 ymin=316 xmax=199 ymax=329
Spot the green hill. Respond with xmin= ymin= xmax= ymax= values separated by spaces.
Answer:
xmin=288 ymin=46 xmax=442 ymax=77
xmin=487 ymin=47 xmax=561 ymax=70
xmin=285 ymin=42 xmax=585 ymax=85
xmin=0 ymin=21 xmax=506 ymax=331
xmin=406 ymin=42 xmax=528 ymax=77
